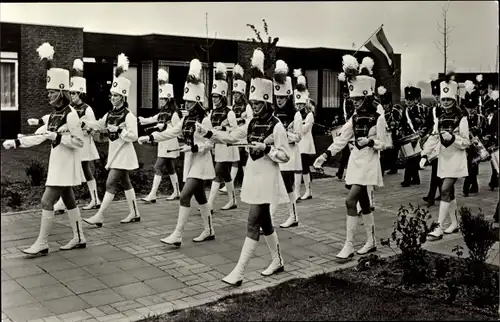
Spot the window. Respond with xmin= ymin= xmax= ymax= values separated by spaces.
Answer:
xmin=141 ymin=61 xmax=153 ymax=108
xmin=322 ymin=70 xmax=340 ymax=108
xmin=305 ymin=70 xmax=318 ymax=104
xmin=1 ymin=52 xmax=19 ymax=111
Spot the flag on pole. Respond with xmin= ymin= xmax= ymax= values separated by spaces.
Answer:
xmin=364 ymin=26 xmax=395 ymax=75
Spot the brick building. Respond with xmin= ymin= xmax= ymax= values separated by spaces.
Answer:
xmin=1 ymin=22 xmax=402 ymax=138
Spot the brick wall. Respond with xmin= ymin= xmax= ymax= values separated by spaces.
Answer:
xmin=19 ymin=24 xmax=84 ymax=133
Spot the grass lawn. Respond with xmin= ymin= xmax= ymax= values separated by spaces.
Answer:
xmin=139 ymin=272 xmax=496 ymax=322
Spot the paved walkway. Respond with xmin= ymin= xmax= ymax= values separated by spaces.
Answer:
xmin=1 ymin=165 xmax=499 ymax=322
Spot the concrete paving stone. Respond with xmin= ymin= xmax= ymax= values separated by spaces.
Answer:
xmin=146 ymin=302 xmax=174 ymax=315
xmin=112 ymin=282 xmax=156 ymax=300
xmin=53 ymin=310 xmax=94 ymax=322
xmin=95 ymin=313 xmax=126 ymax=322
xmin=42 ymin=316 xmax=63 ymax=322
xmin=109 ymin=300 xmax=143 ymax=312
xmin=135 ymin=294 xmax=166 ymax=307
xmin=96 ymin=272 xmax=140 ymax=288
xmin=79 ymin=289 xmax=126 ymax=307
xmin=126 ymin=266 xmax=168 ymax=281
xmin=1 ymin=280 xmax=24 ymax=295
xmin=3 ymin=303 xmax=52 ymax=322
xmin=83 ymin=308 xmax=106 ymax=319
xmin=111 ymin=258 xmax=152 ymax=271
xmin=3 ymin=265 xmax=45 ymax=279
xmin=97 ymin=251 xmax=135 ymax=262
xmin=81 ymin=263 xmax=123 ymax=277
xmin=49 ymin=268 xmax=92 ymax=283
xmin=65 ymin=277 xmax=108 ymax=295
xmin=95 ymin=306 xmax=118 ymax=316
xmin=26 ymin=284 xmax=74 ymax=302
xmin=15 ymin=273 xmax=59 ymax=289
xmin=36 ymin=259 xmax=78 ymax=273
xmin=1 ymin=270 xmax=12 ymax=281
xmin=120 ymin=309 xmax=144 ymax=321
xmin=66 ymin=255 xmax=106 ymax=267
xmin=1 ymin=288 xmax=38 ymax=309
xmin=42 ymin=296 xmax=91 ymax=316
xmin=142 ymin=276 xmax=185 ymax=293
xmin=159 ymin=289 xmax=187 ymax=301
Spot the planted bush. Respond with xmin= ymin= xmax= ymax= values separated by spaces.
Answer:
xmin=25 ymin=160 xmax=46 ymax=186
xmin=380 ymin=204 xmax=438 ymax=286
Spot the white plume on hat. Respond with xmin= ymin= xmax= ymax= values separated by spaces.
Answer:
xmin=233 ymin=64 xmax=244 ymax=79
xmin=275 ymin=60 xmax=288 ymax=73
xmin=491 ymin=90 xmax=499 ymax=100
xmin=430 ymin=73 xmax=439 ymax=81
xmin=294 ymin=69 xmax=307 ymax=92
xmin=342 ymin=55 xmax=360 ymax=80
xmin=215 ymin=62 xmax=227 ymax=80
xmin=464 ymin=80 xmax=475 ymax=93
xmin=293 ymin=68 xmax=302 ymax=78
xmin=115 ymin=53 xmax=129 ymax=78
xmin=360 ymin=57 xmax=375 ymax=76
xmin=338 ymin=72 xmax=346 ymax=82
xmin=158 ymin=69 xmax=169 ymax=85
xmin=377 ymin=86 xmax=387 ymax=95
xmin=476 ymin=74 xmax=483 ymax=83
xmin=250 ymin=49 xmax=265 ymax=78
xmin=187 ymin=59 xmax=202 ymax=84
xmin=73 ymin=59 xmax=84 ymax=71
xmin=37 ymin=42 xmax=55 ymax=61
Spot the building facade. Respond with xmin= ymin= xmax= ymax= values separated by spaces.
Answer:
xmin=1 ymin=22 xmax=402 ymax=138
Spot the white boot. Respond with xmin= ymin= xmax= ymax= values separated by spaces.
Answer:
xmin=207 ymin=181 xmax=221 ymax=213
xmin=83 ymin=192 xmax=114 ymax=227
xmin=444 ymin=199 xmax=459 ymax=234
xmin=280 ymin=192 xmax=299 ymax=228
xmin=60 ymin=208 xmax=87 ymax=250
xmin=121 ymin=188 xmax=141 ymax=223
xmin=428 ymin=201 xmax=450 ymax=240
xmin=269 ymin=202 xmax=278 ymax=227
xmin=161 ymin=206 xmax=190 ymax=247
xmin=54 ymin=197 xmax=66 ymax=214
xmin=222 ymin=237 xmax=258 ymax=286
xmin=193 ymin=203 xmax=216 ymax=242
xmin=261 ymin=232 xmax=285 ymax=276
xmin=294 ymin=173 xmax=302 ymax=201
xmin=336 ymin=215 xmax=358 ymax=261
xmin=221 ymin=180 xmax=238 ymax=210
xmin=142 ymin=175 xmax=161 ymax=203
xmin=356 ymin=213 xmax=377 ymax=255
xmin=82 ymin=179 xmax=101 ymax=210
xmin=22 ymin=210 xmax=54 ymax=255
xmin=300 ymin=174 xmax=312 ymax=200
xmin=167 ymin=173 xmax=180 ymax=200
xmin=219 ymin=185 xmax=227 ymax=194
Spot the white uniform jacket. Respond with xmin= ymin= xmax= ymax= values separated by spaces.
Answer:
xmin=140 ymin=111 xmax=182 ymax=158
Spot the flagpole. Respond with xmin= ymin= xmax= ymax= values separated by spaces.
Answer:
xmin=354 ymin=24 xmax=384 ymax=56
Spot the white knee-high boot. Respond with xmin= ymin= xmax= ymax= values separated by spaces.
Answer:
xmin=221 ymin=180 xmax=238 ymax=210
xmin=60 ymin=208 xmax=87 ymax=250
xmin=143 ymin=175 xmax=161 ymax=203
xmin=444 ymin=199 xmax=459 ymax=234
xmin=167 ymin=173 xmax=180 ymax=200
xmin=429 ymin=201 xmax=451 ymax=240
xmin=161 ymin=206 xmax=190 ymax=247
xmin=222 ymin=237 xmax=258 ymax=286
xmin=261 ymin=232 xmax=285 ymax=276
xmin=280 ymin=191 xmax=299 ymax=228
xmin=356 ymin=213 xmax=377 ymax=255
xmin=121 ymin=188 xmax=140 ymax=223
xmin=22 ymin=210 xmax=54 ymax=255
xmin=300 ymin=174 xmax=312 ymax=200
xmin=83 ymin=192 xmax=115 ymax=227
xmin=193 ymin=203 xmax=216 ymax=242
xmin=336 ymin=215 xmax=358 ymax=261
xmin=82 ymin=179 xmax=101 ymax=210
xmin=294 ymin=173 xmax=302 ymax=201
xmin=208 ymin=181 xmax=221 ymax=212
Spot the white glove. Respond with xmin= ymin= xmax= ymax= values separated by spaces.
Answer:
xmin=440 ymin=131 xmax=452 ymax=141
xmin=3 ymin=139 xmax=16 ymax=150
xmin=27 ymin=118 xmax=39 ymax=126
xmin=138 ymin=116 xmax=145 ymax=124
xmin=195 ymin=122 xmax=209 ymax=136
xmin=356 ymin=137 xmax=370 ymax=147
xmin=17 ymin=134 xmax=25 ymax=138
xmin=314 ymin=154 xmax=327 ymax=169
xmin=249 ymin=142 xmax=267 ymax=151
xmin=137 ymin=136 xmax=150 ymax=145
xmin=157 ymin=123 xmax=165 ymax=131
xmin=45 ymin=131 xmax=58 ymax=141
xmin=107 ymin=124 xmax=119 ymax=132
xmin=419 ymin=157 xmax=427 ymax=169
xmin=180 ymin=145 xmax=192 ymax=153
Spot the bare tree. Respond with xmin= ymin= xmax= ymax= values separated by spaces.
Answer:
xmin=200 ymin=12 xmax=217 ymax=109
xmin=246 ymin=19 xmax=280 ymax=78
xmin=434 ymin=2 xmax=454 ymax=74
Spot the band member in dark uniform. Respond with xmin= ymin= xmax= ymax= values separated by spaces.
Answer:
xmin=423 ymin=75 xmax=443 ymax=205
xmin=482 ymin=84 xmax=499 ymax=191
xmin=462 ymin=80 xmax=486 ymax=196
xmin=378 ymin=86 xmax=401 ymax=175
xmin=398 ymin=85 xmax=428 ymax=187
xmin=336 ymin=73 xmax=355 ymax=181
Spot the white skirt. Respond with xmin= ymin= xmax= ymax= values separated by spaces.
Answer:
xmin=214 ymin=143 xmax=240 ymax=162
xmin=437 ymin=145 xmax=468 ymax=178
xmin=80 ymin=133 xmax=100 ymax=161
xmin=345 ymin=147 xmax=384 ymax=187
xmin=158 ymin=138 xmax=180 ymax=158
xmin=46 ymin=145 xmax=84 ymax=186
xmin=183 ymin=150 xmax=216 ymax=181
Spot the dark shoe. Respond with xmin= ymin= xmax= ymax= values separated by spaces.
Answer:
xmin=401 ymin=181 xmax=411 ymax=187
xmin=387 ymin=169 xmax=398 ymax=175
xmin=411 ymin=180 xmax=420 ymax=185
xmin=423 ymin=196 xmax=435 ymax=206
xmin=463 ymin=191 xmax=469 ymax=197
xmin=436 ymin=195 xmax=441 ymax=201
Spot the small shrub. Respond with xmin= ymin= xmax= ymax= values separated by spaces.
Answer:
xmin=380 ymin=204 xmax=438 ymax=286
xmin=459 ymin=206 xmax=496 ymax=263
xmin=25 ymin=160 xmax=46 ymax=186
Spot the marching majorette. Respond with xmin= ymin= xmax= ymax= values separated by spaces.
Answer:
xmin=398 ymin=83 xmax=429 ymax=187
xmin=3 ymin=43 xmax=87 ymax=254
xmin=423 ymin=73 xmax=444 ymax=206
xmin=485 ymin=89 xmax=499 ymax=191
xmin=139 ymin=69 xmax=182 ymax=203
xmin=314 ymin=54 xmax=390 ymax=262
xmin=83 ymin=53 xmax=141 ymax=227
xmin=378 ymin=85 xmax=401 ymax=175
xmin=195 ymin=48 xmax=289 ymax=286
xmin=137 ymin=58 xmax=216 ymax=247
xmin=219 ymin=64 xmax=253 ymax=194
xmin=28 ymin=58 xmax=102 ymax=212
xmin=336 ymin=72 xmax=355 ymax=181
xmin=207 ymin=62 xmax=239 ymax=212
xmin=462 ymin=79 xmax=486 ymax=197
xmin=421 ymin=76 xmax=470 ymax=240
xmin=294 ymin=69 xmax=316 ymax=201
xmin=271 ymin=59 xmax=302 ymax=228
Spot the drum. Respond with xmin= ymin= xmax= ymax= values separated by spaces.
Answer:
xmin=471 ymin=136 xmax=490 ymax=164
xmin=490 ymin=146 xmax=499 ymax=172
xmin=399 ymin=133 xmax=422 ymax=160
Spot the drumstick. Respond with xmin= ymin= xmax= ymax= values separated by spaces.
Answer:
xmin=17 ymin=130 xmax=71 ymax=138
